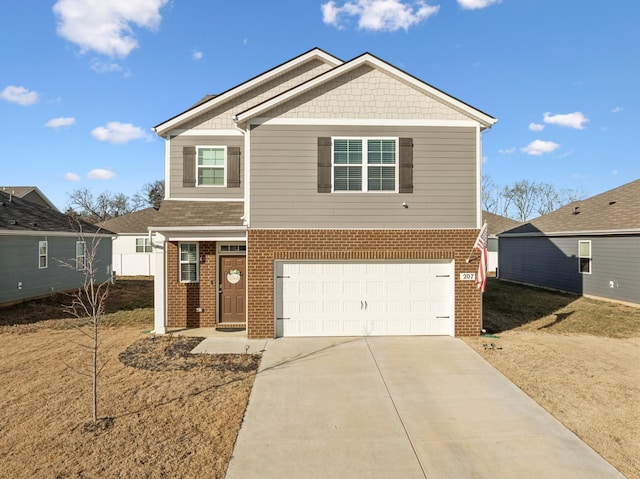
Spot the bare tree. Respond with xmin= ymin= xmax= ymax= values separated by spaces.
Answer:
xmin=133 ymin=180 xmax=165 ymax=210
xmin=481 ymin=174 xmax=500 ymax=214
xmin=62 ymin=222 xmax=111 ymax=425
xmin=502 ymin=180 xmax=540 ymax=222
xmin=66 ymin=188 xmax=137 ymax=223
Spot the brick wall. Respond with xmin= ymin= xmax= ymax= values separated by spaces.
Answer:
xmin=166 ymin=241 xmax=217 ymax=328
xmin=246 ymin=229 xmax=483 ymax=339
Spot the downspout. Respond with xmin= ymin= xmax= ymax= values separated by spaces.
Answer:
xmin=232 ymin=117 xmax=250 ymax=226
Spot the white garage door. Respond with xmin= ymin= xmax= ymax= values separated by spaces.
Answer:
xmin=275 ymin=261 xmax=454 ymax=337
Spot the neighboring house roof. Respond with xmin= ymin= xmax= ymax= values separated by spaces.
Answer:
xmin=501 ymin=179 xmax=640 ymax=236
xmin=0 ymin=190 xmax=109 ymax=234
xmin=482 ymin=211 xmax=521 ymax=237
xmin=153 ymin=48 xmax=343 ymax=136
xmin=234 ymin=52 xmax=497 ymax=129
xmin=150 ymin=201 xmax=245 ymax=229
xmin=0 ymin=186 xmax=59 ymax=211
xmin=97 ymin=207 xmax=159 ymax=234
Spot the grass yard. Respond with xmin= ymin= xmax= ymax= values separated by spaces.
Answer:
xmin=0 ymin=279 xmax=259 ymax=478
xmin=464 ymin=278 xmax=640 ymax=479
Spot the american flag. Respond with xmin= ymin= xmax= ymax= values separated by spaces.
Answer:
xmin=474 ymin=222 xmax=488 ymax=292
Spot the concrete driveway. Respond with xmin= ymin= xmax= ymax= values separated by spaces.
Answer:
xmin=222 ymin=337 xmax=623 ymax=479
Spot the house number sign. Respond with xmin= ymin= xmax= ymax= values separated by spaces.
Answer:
xmin=226 ymin=269 xmax=241 ymax=284
xmin=460 ymin=273 xmax=476 ymax=281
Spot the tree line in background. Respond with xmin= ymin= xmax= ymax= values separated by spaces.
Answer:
xmin=65 ymin=180 xmax=164 ymax=223
xmin=482 ymin=176 xmax=584 ymax=223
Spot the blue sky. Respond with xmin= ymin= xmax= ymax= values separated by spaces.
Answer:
xmin=1 ymin=0 xmax=638 ymax=210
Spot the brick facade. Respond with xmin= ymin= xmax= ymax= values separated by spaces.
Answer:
xmin=166 ymin=241 xmax=217 ymax=328
xmin=246 ymin=229 xmax=482 ymax=339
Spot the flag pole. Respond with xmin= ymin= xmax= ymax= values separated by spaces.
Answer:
xmin=466 ymin=221 xmax=487 ymax=263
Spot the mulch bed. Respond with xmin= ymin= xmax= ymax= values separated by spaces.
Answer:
xmin=118 ymin=335 xmax=261 ymax=373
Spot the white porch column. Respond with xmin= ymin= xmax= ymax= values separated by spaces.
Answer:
xmin=152 ymin=232 xmax=167 ymax=334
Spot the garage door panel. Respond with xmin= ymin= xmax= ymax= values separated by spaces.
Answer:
xmin=276 ymin=260 xmax=454 ymax=337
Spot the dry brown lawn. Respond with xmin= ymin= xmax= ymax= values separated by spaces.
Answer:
xmin=0 ymin=280 xmax=259 ymax=478
xmin=1 ymin=278 xmax=638 ymax=478
xmin=464 ymin=278 xmax=640 ymax=479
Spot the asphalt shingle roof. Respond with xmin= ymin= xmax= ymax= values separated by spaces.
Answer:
xmin=482 ymin=211 xmax=521 ymax=237
xmin=97 ymin=207 xmax=159 ymax=233
xmin=150 ymin=201 xmax=245 ymax=228
xmin=502 ymin=179 xmax=640 ymax=235
xmin=0 ymin=191 xmax=108 ymax=234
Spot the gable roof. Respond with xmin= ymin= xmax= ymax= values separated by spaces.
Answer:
xmin=0 ymin=191 xmax=110 ymax=235
xmin=482 ymin=211 xmax=521 ymax=237
xmin=234 ymin=52 xmax=497 ymax=129
xmin=501 ymin=179 xmax=640 ymax=236
xmin=0 ymin=186 xmax=59 ymax=211
xmin=153 ymin=48 xmax=343 ymax=136
xmin=96 ymin=207 xmax=159 ymax=234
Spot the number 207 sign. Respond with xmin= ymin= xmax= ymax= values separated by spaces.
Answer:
xmin=460 ymin=272 xmax=476 ymax=281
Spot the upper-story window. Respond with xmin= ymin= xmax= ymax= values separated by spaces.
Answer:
xmin=332 ymin=138 xmax=397 ymax=192
xmin=197 ymin=146 xmax=226 ymax=186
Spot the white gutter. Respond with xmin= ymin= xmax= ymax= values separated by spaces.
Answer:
xmin=147 ymin=225 xmax=247 ymax=233
xmin=500 ymin=228 xmax=640 ymax=238
xmin=0 ymin=230 xmax=114 ymax=238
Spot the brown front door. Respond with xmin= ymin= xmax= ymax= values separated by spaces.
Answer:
xmin=219 ymin=256 xmax=246 ymax=324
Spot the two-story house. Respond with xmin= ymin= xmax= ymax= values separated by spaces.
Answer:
xmin=150 ymin=48 xmax=496 ymax=339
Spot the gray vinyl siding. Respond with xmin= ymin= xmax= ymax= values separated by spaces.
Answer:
xmin=169 ymin=135 xmax=244 ymax=200
xmin=499 ymin=235 xmax=640 ymax=304
xmin=0 ymin=235 xmax=112 ymax=305
xmin=249 ymin=124 xmax=477 ymax=229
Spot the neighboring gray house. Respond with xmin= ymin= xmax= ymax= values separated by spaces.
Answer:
xmin=482 ymin=211 xmax=521 ymax=274
xmin=97 ymin=207 xmax=159 ymax=277
xmin=149 ymin=48 xmax=497 ymax=338
xmin=498 ymin=179 xmax=640 ymax=305
xmin=0 ymin=186 xmax=59 ymax=211
xmin=0 ymin=190 xmax=114 ymax=306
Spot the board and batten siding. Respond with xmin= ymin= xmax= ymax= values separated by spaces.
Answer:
xmin=248 ymin=124 xmax=478 ymax=229
xmin=169 ymin=135 xmax=244 ymax=200
xmin=0 ymin=235 xmax=112 ymax=305
xmin=499 ymin=235 xmax=640 ymax=305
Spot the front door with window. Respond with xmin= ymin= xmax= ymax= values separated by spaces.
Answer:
xmin=219 ymin=256 xmax=246 ymax=324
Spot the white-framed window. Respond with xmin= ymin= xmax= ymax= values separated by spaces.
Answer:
xmin=197 ymin=146 xmax=226 ymax=186
xmin=136 ymin=237 xmax=152 ymax=253
xmin=332 ymin=138 xmax=397 ymax=192
xmin=220 ymin=245 xmax=246 ymax=252
xmin=179 ymin=242 xmax=199 ymax=283
xmin=38 ymin=240 xmax=48 ymax=269
xmin=578 ymin=240 xmax=592 ymax=274
xmin=75 ymin=241 xmax=86 ymax=271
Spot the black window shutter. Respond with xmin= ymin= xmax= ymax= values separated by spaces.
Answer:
xmin=317 ymin=137 xmax=332 ymax=193
xmin=399 ymin=138 xmax=413 ymax=193
xmin=227 ymin=146 xmax=241 ymax=187
xmin=183 ymin=146 xmax=196 ymax=187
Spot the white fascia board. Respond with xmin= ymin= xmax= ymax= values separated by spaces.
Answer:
xmin=500 ymin=229 xmax=640 ymax=238
xmin=153 ymin=49 xmax=343 ymax=137
xmin=162 ymin=197 xmax=244 ymax=202
xmin=170 ymin=129 xmax=243 ymax=137
xmin=165 ymin=234 xmax=247 ymax=242
xmin=249 ymin=118 xmax=480 ymax=128
xmin=235 ymin=54 xmax=497 ymax=129
xmin=148 ymin=226 xmax=247 ymax=233
xmin=164 ymin=136 xmax=171 ymax=199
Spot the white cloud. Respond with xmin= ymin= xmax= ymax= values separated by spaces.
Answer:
xmin=0 ymin=85 xmax=39 ymax=105
xmin=90 ymin=59 xmax=123 ymax=74
xmin=53 ymin=0 xmax=168 ymax=58
xmin=91 ymin=121 xmax=148 ymax=143
xmin=498 ymin=147 xmax=516 ymax=154
xmin=87 ymin=169 xmax=116 ymax=180
xmin=521 ymin=140 xmax=560 ymax=156
xmin=611 ymin=106 xmax=623 ymax=113
xmin=457 ymin=0 xmax=501 ymax=9
xmin=45 ymin=117 xmax=76 ymax=128
xmin=192 ymin=50 xmax=203 ymax=60
xmin=528 ymin=122 xmax=545 ymax=132
xmin=543 ymin=111 xmax=589 ymax=130
xmin=65 ymin=172 xmax=81 ymax=181
xmin=321 ymin=0 xmax=439 ymax=31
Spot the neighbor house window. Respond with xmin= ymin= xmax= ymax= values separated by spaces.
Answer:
xmin=136 ymin=238 xmax=152 ymax=253
xmin=197 ymin=146 xmax=226 ymax=186
xmin=578 ymin=240 xmax=592 ymax=274
xmin=75 ymin=241 xmax=86 ymax=271
xmin=179 ymin=243 xmax=198 ymax=282
xmin=38 ymin=241 xmax=48 ymax=269
xmin=333 ymin=138 xmax=397 ymax=192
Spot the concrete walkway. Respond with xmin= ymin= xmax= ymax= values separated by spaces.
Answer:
xmin=219 ymin=337 xmax=623 ymax=479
